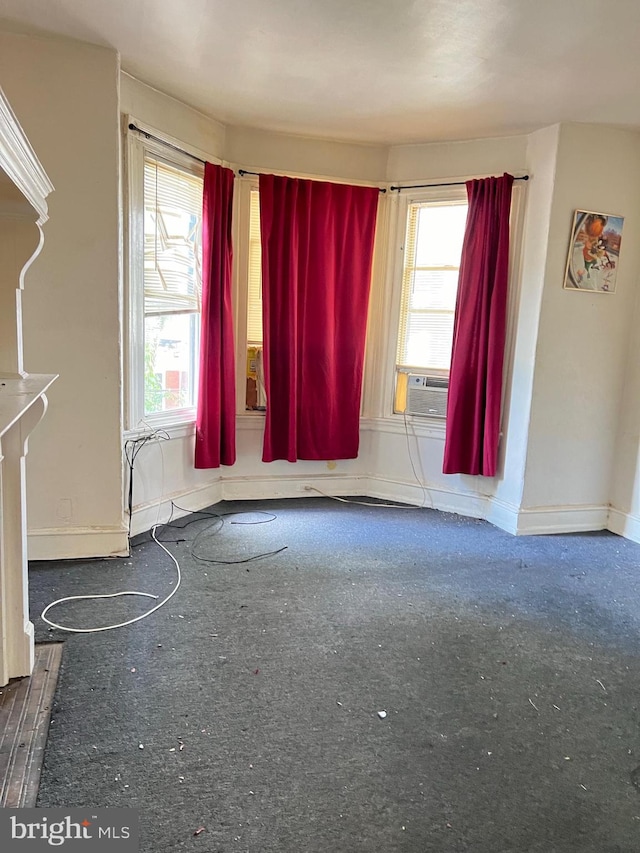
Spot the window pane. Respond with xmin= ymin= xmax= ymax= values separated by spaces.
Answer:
xmin=246 ymin=344 xmax=266 ymax=411
xmin=144 ymin=313 xmax=199 ymax=415
xmin=246 ymin=190 xmax=265 ymax=411
xmin=405 ymin=312 xmax=455 ymax=370
xmin=396 ymin=200 xmax=467 ymax=373
xmin=247 ymin=190 xmax=263 ymax=344
xmin=415 ymin=204 xmax=467 ymax=267
xmin=144 ymin=158 xmax=203 ymax=315
xmin=410 ymin=269 xmax=459 ymax=310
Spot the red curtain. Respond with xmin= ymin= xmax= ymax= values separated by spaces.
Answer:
xmin=259 ymin=175 xmax=379 ymax=462
xmin=195 ymin=163 xmax=236 ymax=468
xmin=443 ymin=173 xmax=514 ymax=477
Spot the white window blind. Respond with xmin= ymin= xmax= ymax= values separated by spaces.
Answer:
xmin=396 ymin=201 xmax=468 ymax=371
xmin=143 ymin=156 xmax=203 ymax=316
xmin=247 ymin=189 xmax=263 ymax=344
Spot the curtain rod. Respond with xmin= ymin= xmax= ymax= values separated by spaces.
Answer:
xmin=127 ymin=130 xmax=524 ymax=193
xmin=128 ymin=123 xmax=206 ymax=164
xmin=238 ymin=168 xmax=387 ymax=193
xmin=389 ymin=175 xmax=529 ymax=192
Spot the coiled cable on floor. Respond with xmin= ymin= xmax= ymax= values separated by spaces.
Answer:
xmin=41 ymin=440 xmax=287 ymax=632
xmin=40 ymin=525 xmax=181 ymax=633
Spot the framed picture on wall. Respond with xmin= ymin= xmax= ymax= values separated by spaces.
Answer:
xmin=563 ymin=209 xmax=624 ymax=293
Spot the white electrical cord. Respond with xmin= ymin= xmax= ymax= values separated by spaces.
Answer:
xmin=305 ymin=411 xmax=435 ymax=511
xmin=402 ymin=411 xmax=434 ymax=509
xmin=40 ymin=527 xmax=181 ymax=633
xmin=41 ymin=429 xmax=181 ymax=634
xmin=305 ymin=484 xmax=421 ymax=509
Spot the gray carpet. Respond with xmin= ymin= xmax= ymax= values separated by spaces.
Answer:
xmin=28 ymin=498 xmax=640 ymax=852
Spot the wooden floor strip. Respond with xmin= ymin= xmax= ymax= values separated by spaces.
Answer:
xmin=0 ymin=643 xmax=63 ymax=807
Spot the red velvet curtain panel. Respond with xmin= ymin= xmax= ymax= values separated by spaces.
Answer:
xmin=443 ymin=173 xmax=514 ymax=477
xmin=259 ymin=175 xmax=379 ymax=462
xmin=195 ymin=163 xmax=236 ymax=468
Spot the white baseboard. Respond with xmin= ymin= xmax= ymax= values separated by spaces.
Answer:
xmin=129 ymin=477 xmax=610 ymax=541
xmin=31 ymin=480 xmax=622 ymax=562
xmin=220 ymin=473 xmax=364 ymax=502
xmin=28 ymin=526 xmax=129 ymax=561
xmin=220 ymin=472 xmax=489 ymax=520
xmin=358 ymin=476 xmax=489 ymax=518
xmin=129 ymin=480 xmax=223 ymax=538
xmin=485 ymin=497 xmax=520 ymax=535
xmin=129 ymin=474 xmax=367 ymax=538
xmin=129 ymin=472 xmax=488 ymax=520
xmin=607 ymin=508 xmax=640 ymax=544
xmin=513 ymin=504 xmax=609 ymax=535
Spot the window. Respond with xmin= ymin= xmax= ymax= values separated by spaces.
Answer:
xmin=394 ymin=199 xmax=467 ymax=414
xmin=127 ymin=127 xmax=204 ymax=430
xmin=143 ymin=157 xmax=202 ymax=417
xmin=245 ymin=189 xmax=266 ymax=411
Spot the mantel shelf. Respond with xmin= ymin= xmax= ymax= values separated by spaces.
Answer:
xmin=0 ymin=374 xmax=57 ymax=440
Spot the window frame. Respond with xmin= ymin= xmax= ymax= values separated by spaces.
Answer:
xmin=124 ymin=119 xmax=207 ymax=433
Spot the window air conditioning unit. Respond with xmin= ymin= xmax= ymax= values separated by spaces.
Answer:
xmin=405 ymin=374 xmax=449 ymax=418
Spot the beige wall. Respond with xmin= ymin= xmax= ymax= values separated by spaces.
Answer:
xmin=121 ymin=73 xmax=225 ymax=160
xmin=225 ymin=125 xmax=387 ymax=184
xmin=522 ymin=124 xmax=640 ymax=515
xmin=0 ymin=30 xmax=126 ymax=558
xmin=387 ymin=133 xmax=528 ymax=183
xmin=611 ymin=290 xmax=640 ymax=534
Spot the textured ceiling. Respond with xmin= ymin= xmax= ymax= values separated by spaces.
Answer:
xmin=1 ymin=0 xmax=640 ymax=144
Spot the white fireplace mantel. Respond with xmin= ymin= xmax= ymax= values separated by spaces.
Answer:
xmin=0 ymin=85 xmax=56 ymax=686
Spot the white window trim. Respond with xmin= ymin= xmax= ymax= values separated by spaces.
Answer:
xmin=124 ymin=117 xmax=213 ymax=433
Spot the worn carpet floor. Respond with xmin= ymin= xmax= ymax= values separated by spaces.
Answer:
xmin=28 ymin=498 xmax=640 ymax=852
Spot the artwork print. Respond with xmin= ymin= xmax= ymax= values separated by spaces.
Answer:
xmin=563 ymin=209 xmax=624 ymax=292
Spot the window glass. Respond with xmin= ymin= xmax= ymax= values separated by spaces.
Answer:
xmin=142 ymin=156 xmax=203 ymax=417
xmin=396 ymin=201 xmax=467 ymax=372
xmin=246 ymin=189 xmax=266 ymax=410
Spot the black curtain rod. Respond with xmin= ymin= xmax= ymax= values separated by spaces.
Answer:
xmin=238 ymin=168 xmax=387 ymax=193
xmin=389 ymin=175 xmax=529 ymax=191
xmin=128 ymin=123 xmax=206 ymax=164
xmin=127 ymin=134 xmax=524 ymax=193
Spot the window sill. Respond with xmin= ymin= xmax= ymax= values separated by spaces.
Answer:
xmin=237 ymin=412 xmax=266 ymax=430
xmin=124 ymin=418 xmax=195 ymax=441
xmin=360 ymin=415 xmax=447 ymax=439
xmin=123 ymin=414 xmax=445 ymax=443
